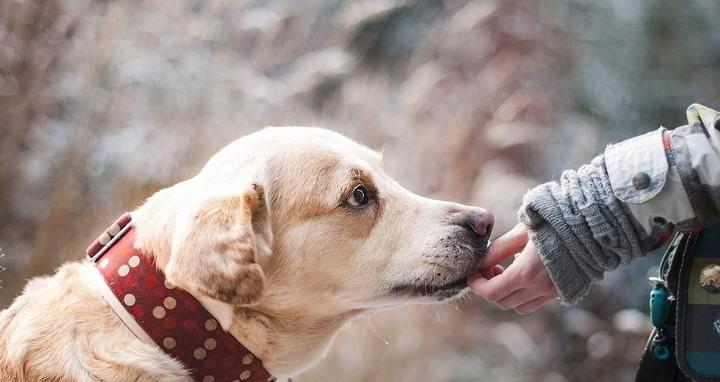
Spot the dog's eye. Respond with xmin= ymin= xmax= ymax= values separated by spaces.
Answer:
xmin=347 ymin=185 xmax=371 ymax=208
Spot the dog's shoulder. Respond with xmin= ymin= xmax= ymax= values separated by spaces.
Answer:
xmin=0 ymin=261 xmax=190 ymax=381
xmin=0 ymin=262 xmax=98 ymax=381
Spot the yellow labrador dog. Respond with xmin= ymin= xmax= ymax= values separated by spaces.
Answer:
xmin=0 ymin=127 xmax=493 ymax=381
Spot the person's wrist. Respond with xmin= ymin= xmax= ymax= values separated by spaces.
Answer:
xmin=525 ymin=223 xmax=590 ymax=306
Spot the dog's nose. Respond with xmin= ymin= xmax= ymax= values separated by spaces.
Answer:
xmin=464 ymin=210 xmax=494 ymax=238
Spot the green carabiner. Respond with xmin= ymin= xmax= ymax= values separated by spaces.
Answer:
xmin=649 ymin=279 xmax=671 ymax=329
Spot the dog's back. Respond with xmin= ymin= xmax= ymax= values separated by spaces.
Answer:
xmin=0 ymin=289 xmax=26 ymax=381
xmin=0 ymin=262 xmax=190 ymax=382
xmin=0 ymin=265 xmax=80 ymax=381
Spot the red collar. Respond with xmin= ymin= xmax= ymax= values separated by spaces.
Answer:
xmin=86 ymin=213 xmax=274 ymax=382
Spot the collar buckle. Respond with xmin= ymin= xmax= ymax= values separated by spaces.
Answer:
xmin=86 ymin=213 xmax=134 ymax=262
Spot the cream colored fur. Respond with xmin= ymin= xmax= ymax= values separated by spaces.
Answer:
xmin=0 ymin=127 xmax=490 ymax=381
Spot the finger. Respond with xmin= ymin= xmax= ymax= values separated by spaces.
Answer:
xmin=513 ymin=294 xmax=557 ymax=315
xmin=496 ymin=288 xmax=546 ymax=310
xmin=487 ymin=264 xmax=505 ymax=278
xmin=483 ymin=223 xmax=529 ymax=267
xmin=472 ymin=265 xmax=504 ymax=281
xmin=468 ymin=268 xmax=523 ymax=303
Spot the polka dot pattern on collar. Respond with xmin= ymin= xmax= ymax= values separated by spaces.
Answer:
xmin=89 ymin=215 xmax=272 ymax=382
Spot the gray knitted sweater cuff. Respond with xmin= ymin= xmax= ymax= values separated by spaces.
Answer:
xmin=518 ymin=156 xmax=645 ymax=305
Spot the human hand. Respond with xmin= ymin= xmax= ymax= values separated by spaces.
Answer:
xmin=468 ymin=223 xmax=558 ymax=314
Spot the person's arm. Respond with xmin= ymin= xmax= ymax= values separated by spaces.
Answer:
xmin=612 ymin=103 xmax=720 ymax=243
xmin=470 ymin=104 xmax=720 ymax=310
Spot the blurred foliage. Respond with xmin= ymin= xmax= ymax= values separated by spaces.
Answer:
xmin=1 ymin=0 xmax=718 ymax=381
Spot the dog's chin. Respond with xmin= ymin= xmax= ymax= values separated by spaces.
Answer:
xmin=389 ymin=277 xmax=470 ymax=302
xmin=388 ymin=238 xmax=486 ymax=302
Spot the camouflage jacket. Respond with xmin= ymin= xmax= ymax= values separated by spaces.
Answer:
xmin=520 ymin=104 xmax=720 ymax=305
xmin=608 ymin=104 xmax=720 ymax=247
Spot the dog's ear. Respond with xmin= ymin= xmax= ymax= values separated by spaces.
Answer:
xmin=165 ymin=184 xmax=272 ymax=305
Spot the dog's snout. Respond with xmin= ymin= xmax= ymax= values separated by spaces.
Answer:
xmin=464 ymin=210 xmax=494 ymax=238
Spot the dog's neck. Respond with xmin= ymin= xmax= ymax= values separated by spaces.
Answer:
xmin=192 ymin=292 xmax=356 ymax=377
xmin=132 ymin=198 xmax=359 ymax=378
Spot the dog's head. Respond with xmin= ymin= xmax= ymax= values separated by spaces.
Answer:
xmin=138 ymin=127 xmax=492 ymax=315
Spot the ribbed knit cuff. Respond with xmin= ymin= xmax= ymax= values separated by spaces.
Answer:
xmin=524 ymin=219 xmax=592 ymax=305
xmin=519 ymin=186 xmax=592 ymax=305
xmin=518 ymin=159 xmax=644 ymax=305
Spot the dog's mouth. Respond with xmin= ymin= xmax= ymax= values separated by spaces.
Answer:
xmin=388 ymin=233 xmax=487 ymax=301
xmin=389 ymin=277 xmax=469 ymax=300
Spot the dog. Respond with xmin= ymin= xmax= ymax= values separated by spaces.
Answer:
xmin=0 ymin=127 xmax=493 ymax=381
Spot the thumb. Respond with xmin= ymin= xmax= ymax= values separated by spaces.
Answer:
xmin=481 ymin=223 xmax=529 ymax=267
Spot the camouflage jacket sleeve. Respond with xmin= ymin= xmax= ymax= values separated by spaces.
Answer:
xmin=518 ymin=104 xmax=720 ymax=305
xmin=606 ymin=103 xmax=720 ymax=250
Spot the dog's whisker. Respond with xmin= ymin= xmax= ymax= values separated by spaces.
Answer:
xmin=366 ymin=317 xmax=390 ymax=345
xmin=430 ymin=303 xmax=445 ymax=323
xmin=0 ymin=248 xmax=6 ymax=289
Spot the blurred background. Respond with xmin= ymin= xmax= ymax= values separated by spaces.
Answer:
xmin=1 ymin=0 xmax=719 ymax=380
